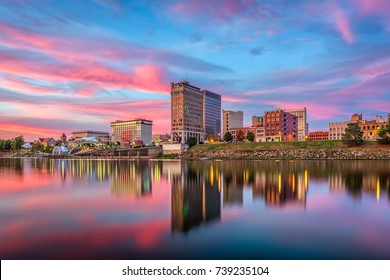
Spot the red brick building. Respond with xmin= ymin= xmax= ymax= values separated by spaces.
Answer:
xmin=308 ymin=131 xmax=329 ymax=141
xmin=264 ymin=109 xmax=298 ymax=141
xmin=228 ymin=126 xmax=266 ymax=142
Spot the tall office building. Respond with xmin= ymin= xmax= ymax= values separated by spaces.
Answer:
xmin=222 ymin=110 xmax=243 ymax=136
xmin=286 ymin=108 xmax=308 ymax=141
xmin=171 ymin=81 xmax=221 ymax=144
xmin=111 ymin=118 xmax=152 ymax=146
xmin=202 ymin=89 xmax=221 ymax=139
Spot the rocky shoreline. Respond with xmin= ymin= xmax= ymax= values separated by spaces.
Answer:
xmin=182 ymin=148 xmax=390 ymax=160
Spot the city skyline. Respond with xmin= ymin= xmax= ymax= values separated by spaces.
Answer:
xmin=1 ymin=0 xmax=390 ymax=140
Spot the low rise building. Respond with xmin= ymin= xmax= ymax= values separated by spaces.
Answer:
xmin=152 ymin=134 xmax=171 ymax=143
xmin=228 ymin=126 xmax=266 ymax=142
xmin=329 ymin=114 xmax=387 ymax=141
xmin=359 ymin=116 xmax=387 ymax=140
xmin=308 ymin=131 xmax=329 ymax=141
xmin=38 ymin=137 xmax=57 ymax=147
xmin=329 ymin=114 xmax=362 ymax=140
xmin=71 ymin=130 xmax=110 ymax=142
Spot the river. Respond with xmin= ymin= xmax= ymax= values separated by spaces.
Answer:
xmin=0 ymin=158 xmax=389 ymax=259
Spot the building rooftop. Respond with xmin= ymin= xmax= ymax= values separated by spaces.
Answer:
xmin=111 ymin=118 xmax=153 ymax=124
xmin=72 ymin=130 xmax=109 ymax=134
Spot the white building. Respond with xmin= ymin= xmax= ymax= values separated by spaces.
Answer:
xmin=285 ymin=108 xmax=308 ymax=141
xmin=111 ymin=119 xmax=153 ymax=146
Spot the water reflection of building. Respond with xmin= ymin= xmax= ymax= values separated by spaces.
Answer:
xmin=171 ymin=163 xmax=221 ymax=233
xmin=111 ymin=161 xmax=152 ymax=197
xmin=222 ymin=169 xmax=244 ymax=206
xmin=252 ymin=169 xmax=308 ymax=208
xmin=53 ymin=159 xmax=112 ymax=182
xmin=329 ymin=168 xmax=390 ymax=201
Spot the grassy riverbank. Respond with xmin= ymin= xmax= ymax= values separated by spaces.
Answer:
xmin=184 ymin=141 xmax=390 ymax=160
xmin=189 ymin=140 xmax=381 ymax=152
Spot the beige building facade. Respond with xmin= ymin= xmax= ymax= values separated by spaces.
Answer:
xmin=252 ymin=115 xmax=264 ymax=127
xmin=329 ymin=113 xmax=388 ymax=141
xmin=223 ymin=110 xmax=243 ymax=137
xmin=111 ymin=119 xmax=152 ymax=146
xmin=171 ymin=81 xmax=205 ymax=144
xmin=359 ymin=116 xmax=387 ymax=140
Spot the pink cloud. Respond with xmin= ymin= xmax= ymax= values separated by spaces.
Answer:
xmin=353 ymin=61 xmax=390 ymax=77
xmin=222 ymin=96 xmax=248 ymax=103
xmin=354 ymin=0 xmax=390 ymax=16
xmin=170 ymin=0 xmax=278 ymax=28
xmin=265 ymin=101 xmax=342 ymax=121
xmin=0 ymin=123 xmax=65 ymax=140
xmin=334 ymin=6 xmax=354 ymax=44
xmin=0 ymin=75 xmax=58 ymax=95
xmin=0 ymin=51 xmax=170 ymax=94
xmin=0 ymin=22 xmax=55 ymax=49
xmin=172 ymin=0 xmax=250 ymax=21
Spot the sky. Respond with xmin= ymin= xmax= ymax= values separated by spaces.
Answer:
xmin=0 ymin=0 xmax=390 ymax=141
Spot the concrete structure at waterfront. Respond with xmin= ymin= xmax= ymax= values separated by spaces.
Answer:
xmin=111 ymin=119 xmax=152 ymax=146
xmin=264 ymin=109 xmax=298 ymax=141
xmin=71 ymin=130 xmax=110 ymax=142
xmin=286 ymin=108 xmax=308 ymax=141
xmin=202 ymin=89 xmax=221 ymax=139
xmin=170 ymin=81 xmax=221 ymax=144
xmin=252 ymin=115 xmax=264 ymax=127
xmin=308 ymin=131 xmax=329 ymax=141
xmin=223 ymin=110 xmax=243 ymax=137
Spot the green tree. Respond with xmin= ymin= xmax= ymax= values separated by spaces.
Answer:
xmin=11 ymin=135 xmax=24 ymax=150
xmin=44 ymin=145 xmax=53 ymax=153
xmin=377 ymin=116 xmax=390 ymax=144
xmin=1 ymin=139 xmax=12 ymax=151
xmin=377 ymin=127 xmax=390 ymax=144
xmin=223 ymin=132 xmax=233 ymax=142
xmin=236 ymin=129 xmax=245 ymax=142
xmin=187 ymin=136 xmax=197 ymax=147
xmin=342 ymin=123 xmax=363 ymax=146
xmin=246 ymin=131 xmax=255 ymax=142
xmin=32 ymin=142 xmax=44 ymax=152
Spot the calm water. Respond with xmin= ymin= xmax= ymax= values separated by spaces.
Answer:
xmin=0 ymin=158 xmax=389 ymax=260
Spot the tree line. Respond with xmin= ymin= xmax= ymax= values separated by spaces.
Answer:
xmin=0 ymin=136 xmax=24 ymax=151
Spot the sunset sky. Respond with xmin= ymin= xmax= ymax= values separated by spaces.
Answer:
xmin=1 ymin=0 xmax=390 ymax=140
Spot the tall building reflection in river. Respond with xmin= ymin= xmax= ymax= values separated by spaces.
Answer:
xmin=171 ymin=161 xmax=221 ymax=233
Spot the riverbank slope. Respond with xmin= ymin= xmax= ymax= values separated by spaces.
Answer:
xmin=182 ymin=141 xmax=390 ymax=160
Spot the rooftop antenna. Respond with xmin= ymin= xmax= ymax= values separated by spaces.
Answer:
xmin=186 ymin=72 xmax=188 ymax=82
